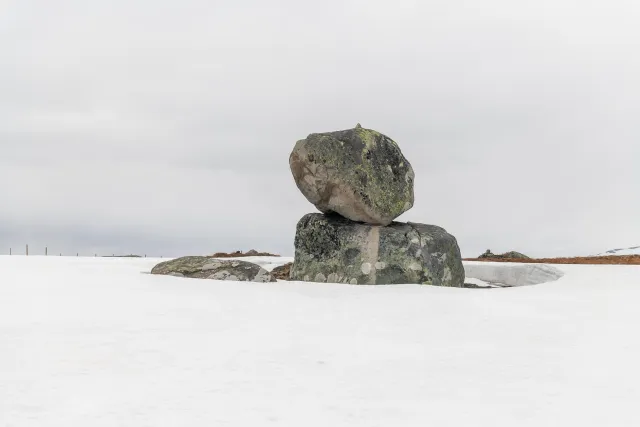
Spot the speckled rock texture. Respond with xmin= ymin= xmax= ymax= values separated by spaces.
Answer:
xmin=151 ymin=256 xmax=276 ymax=282
xmin=289 ymin=124 xmax=415 ymax=226
xmin=290 ymin=213 xmax=465 ymax=286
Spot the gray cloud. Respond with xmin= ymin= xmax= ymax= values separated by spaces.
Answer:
xmin=1 ymin=0 xmax=639 ymax=258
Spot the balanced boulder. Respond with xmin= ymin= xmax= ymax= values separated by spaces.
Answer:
xmin=289 ymin=124 xmax=415 ymax=226
xmin=290 ymin=213 xmax=464 ymax=286
xmin=151 ymin=256 xmax=276 ymax=282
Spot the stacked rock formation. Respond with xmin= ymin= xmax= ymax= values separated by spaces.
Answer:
xmin=289 ymin=124 xmax=465 ymax=286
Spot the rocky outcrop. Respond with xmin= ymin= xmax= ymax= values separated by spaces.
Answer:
xmin=289 ymin=124 xmax=415 ymax=226
xmin=478 ymin=250 xmax=530 ymax=259
xmin=290 ymin=213 xmax=464 ymax=286
xmin=151 ymin=256 xmax=276 ymax=282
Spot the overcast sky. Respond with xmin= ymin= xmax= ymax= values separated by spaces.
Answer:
xmin=1 ymin=0 xmax=638 ymax=258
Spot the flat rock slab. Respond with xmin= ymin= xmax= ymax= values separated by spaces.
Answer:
xmin=290 ymin=213 xmax=465 ymax=286
xmin=289 ymin=124 xmax=415 ymax=226
xmin=151 ymin=256 xmax=276 ymax=282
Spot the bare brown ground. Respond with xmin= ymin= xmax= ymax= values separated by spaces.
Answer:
xmin=463 ymin=255 xmax=640 ymax=265
xmin=271 ymin=263 xmax=292 ymax=280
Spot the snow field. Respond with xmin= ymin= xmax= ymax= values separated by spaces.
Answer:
xmin=1 ymin=256 xmax=639 ymax=426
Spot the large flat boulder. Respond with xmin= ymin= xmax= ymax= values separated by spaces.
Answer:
xmin=151 ymin=256 xmax=276 ymax=282
xmin=290 ymin=213 xmax=465 ymax=286
xmin=289 ymin=124 xmax=415 ymax=226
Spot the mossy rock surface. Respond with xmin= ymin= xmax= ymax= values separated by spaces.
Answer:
xmin=151 ymin=256 xmax=276 ymax=282
xmin=290 ymin=213 xmax=465 ymax=286
xmin=289 ymin=124 xmax=415 ymax=226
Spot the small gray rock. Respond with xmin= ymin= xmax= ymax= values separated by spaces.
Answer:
xmin=289 ymin=124 xmax=415 ymax=226
xmin=151 ymin=256 xmax=276 ymax=283
xmin=290 ymin=213 xmax=465 ymax=286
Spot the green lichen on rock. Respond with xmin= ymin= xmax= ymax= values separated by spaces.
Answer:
xmin=290 ymin=213 xmax=465 ymax=286
xmin=151 ymin=256 xmax=276 ymax=282
xmin=289 ymin=124 xmax=415 ymax=226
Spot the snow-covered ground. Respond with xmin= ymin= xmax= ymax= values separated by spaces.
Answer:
xmin=1 ymin=255 xmax=639 ymax=426
xmin=596 ymin=246 xmax=640 ymax=256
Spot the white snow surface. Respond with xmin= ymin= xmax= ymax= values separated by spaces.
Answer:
xmin=2 ymin=255 xmax=640 ymax=426
xmin=460 ymin=277 xmax=499 ymax=288
xmin=463 ymin=261 xmax=564 ymax=287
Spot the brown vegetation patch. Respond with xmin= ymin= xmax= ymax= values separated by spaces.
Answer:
xmin=463 ymin=255 xmax=640 ymax=265
xmin=271 ymin=263 xmax=292 ymax=280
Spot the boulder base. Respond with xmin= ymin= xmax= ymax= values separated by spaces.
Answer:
xmin=151 ymin=256 xmax=276 ymax=282
xmin=290 ymin=213 xmax=465 ymax=286
xmin=289 ymin=125 xmax=415 ymax=226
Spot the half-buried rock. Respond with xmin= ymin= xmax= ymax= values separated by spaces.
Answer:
xmin=290 ymin=213 xmax=465 ymax=286
xmin=289 ymin=124 xmax=415 ymax=226
xmin=151 ymin=256 xmax=276 ymax=282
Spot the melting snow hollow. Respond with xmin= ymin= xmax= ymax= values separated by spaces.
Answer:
xmin=462 ymin=261 xmax=564 ymax=287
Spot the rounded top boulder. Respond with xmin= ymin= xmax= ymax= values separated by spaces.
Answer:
xmin=289 ymin=124 xmax=415 ymax=226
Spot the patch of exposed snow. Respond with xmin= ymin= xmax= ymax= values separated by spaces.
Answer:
xmin=463 ymin=277 xmax=504 ymax=288
xmin=462 ymin=261 xmax=564 ymax=287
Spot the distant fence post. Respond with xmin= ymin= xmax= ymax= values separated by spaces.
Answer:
xmin=46 ymin=247 xmax=48 ymax=256
xmin=9 ymin=248 xmax=11 ymax=255
xmin=26 ymin=244 xmax=28 ymax=256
